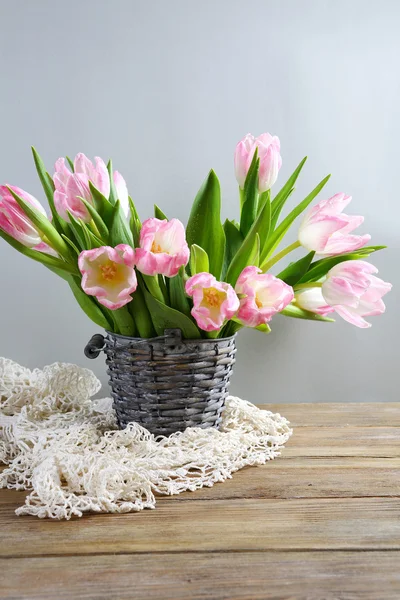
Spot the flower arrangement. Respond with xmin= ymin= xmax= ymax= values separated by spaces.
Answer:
xmin=0 ymin=133 xmax=392 ymax=339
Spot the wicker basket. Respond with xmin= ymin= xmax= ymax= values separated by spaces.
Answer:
xmin=84 ymin=328 xmax=237 ymax=436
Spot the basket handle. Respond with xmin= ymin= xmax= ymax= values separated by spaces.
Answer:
xmin=84 ymin=328 xmax=183 ymax=359
xmin=84 ymin=334 xmax=106 ymax=359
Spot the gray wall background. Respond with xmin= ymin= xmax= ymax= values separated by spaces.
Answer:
xmin=0 ymin=0 xmax=398 ymax=403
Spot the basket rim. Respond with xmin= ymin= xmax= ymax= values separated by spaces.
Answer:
xmin=105 ymin=330 xmax=237 ymax=343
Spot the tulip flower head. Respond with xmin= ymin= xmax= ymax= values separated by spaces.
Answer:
xmin=53 ymin=154 xmax=129 ymax=223
xmin=0 ymin=185 xmax=47 ymax=247
xmin=78 ymin=245 xmax=137 ymax=310
xmin=135 ymin=218 xmax=190 ymax=278
xmin=295 ymin=287 xmax=335 ymax=317
xmin=235 ymin=266 xmax=294 ymax=327
xmin=234 ymin=133 xmax=282 ymax=193
xmin=185 ymin=272 xmax=239 ymax=331
xmin=298 ymin=193 xmax=370 ymax=256
xmin=321 ymin=260 xmax=392 ymax=328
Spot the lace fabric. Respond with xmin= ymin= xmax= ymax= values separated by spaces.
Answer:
xmin=0 ymin=357 xmax=292 ymax=520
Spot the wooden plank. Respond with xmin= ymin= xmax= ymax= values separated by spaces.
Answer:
xmin=1 ymin=457 xmax=399 ymax=509
xmin=4 ymin=456 xmax=399 ymax=506
xmin=260 ymin=402 xmax=400 ymax=427
xmin=2 ymin=497 xmax=400 ymax=557
xmin=1 ymin=551 xmax=400 ymax=599
xmin=284 ymin=426 xmax=400 ymax=457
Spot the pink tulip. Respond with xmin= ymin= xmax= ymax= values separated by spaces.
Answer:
xmin=135 ymin=218 xmax=190 ymax=278
xmin=295 ymin=287 xmax=335 ymax=317
xmin=53 ymin=154 xmax=129 ymax=222
xmin=234 ymin=133 xmax=282 ymax=193
xmin=185 ymin=272 xmax=239 ymax=332
xmin=34 ymin=241 xmax=58 ymax=256
xmin=235 ymin=266 xmax=294 ymax=327
xmin=0 ymin=185 xmax=47 ymax=247
xmin=298 ymin=193 xmax=370 ymax=255
xmin=78 ymin=245 xmax=137 ymax=310
xmin=321 ymin=260 xmax=392 ymax=328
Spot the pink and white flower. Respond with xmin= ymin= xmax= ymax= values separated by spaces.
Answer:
xmin=53 ymin=153 xmax=129 ymax=222
xmin=234 ymin=133 xmax=282 ymax=192
xmin=235 ymin=266 xmax=294 ymax=327
xmin=78 ymin=245 xmax=137 ymax=310
xmin=295 ymin=287 xmax=335 ymax=317
xmin=0 ymin=185 xmax=48 ymax=247
xmin=135 ymin=218 xmax=190 ymax=278
xmin=185 ymin=272 xmax=239 ymax=332
xmin=298 ymin=193 xmax=370 ymax=256
xmin=321 ymin=260 xmax=392 ymax=328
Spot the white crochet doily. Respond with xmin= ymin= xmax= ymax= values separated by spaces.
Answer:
xmin=0 ymin=357 xmax=292 ymax=520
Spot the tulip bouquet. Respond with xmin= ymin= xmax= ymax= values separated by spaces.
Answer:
xmin=0 ymin=134 xmax=392 ymax=341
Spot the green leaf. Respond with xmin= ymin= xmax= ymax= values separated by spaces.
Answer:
xmin=78 ymin=197 xmax=109 ymax=242
xmin=7 ymin=186 xmax=71 ymax=259
xmin=277 ymin=251 xmax=315 ymax=286
xmin=129 ymin=197 xmax=141 ymax=246
xmin=0 ymin=228 xmax=78 ymax=275
xmin=110 ymin=305 xmax=137 ymax=336
xmin=89 ymin=181 xmax=114 ymax=226
xmin=189 ymin=244 xmax=209 ymax=275
xmin=240 ymin=150 xmax=260 ymax=237
xmin=142 ymin=274 xmax=166 ymax=303
xmin=62 ymin=234 xmax=80 ymax=255
xmin=297 ymin=246 xmax=386 ymax=284
xmin=225 ymin=231 xmax=260 ymax=286
xmin=68 ymin=277 xmax=113 ymax=329
xmin=281 ymin=304 xmax=335 ymax=322
xmin=222 ymin=219 xmax=244 ymax=278
xmin=270 ymin=156 xmax=307 ymax=229
xmin=256 ymin=196 xmax=271 ymax=252
xmin=168 ymin=269 xmax=191 ymax=317
xmin=66 ymin=156 xmax=75 ymax=172
xmin=143 ymin=289 xmax=201 ymax=339
xmin=260 ymin=174 xmax=331 ymax=265
xmin=255 ymin=323 xmax=271 ymax=334
xmin=107 ymin=159 xmax=118 ymax=205
xmin=31 ymin=147 xmax=66 ymax=234
xmin=128 ymin=285 xmax=155 ymax=338
xmin=186 ymin=169 xmax=225 ymax=279
xmin=67 ymin=212 xmax=87 ymax=249
xmin=109 ymin=200 xmax=133 ymax=246
xmin=154 ymin=204 xmax=168 ymax=220
xmin=221 ymin=319 xmax=243 ymax=337
xmin=225 ymin=195 xmax=270 ymax=286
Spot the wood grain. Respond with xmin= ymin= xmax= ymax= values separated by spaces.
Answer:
xmin=2 ymin=402 xmax=400 ymax=599
xmin=261 ymin=402 xmax=400 ymax=427
xmin=2 ymin=497 xmax=400 ymax=557
xmin=2 ymin=551 xmax=400 ymax=600
xmin=3 ymin=456 xmax=399 ymax=506
xmin=284 ymin=426 xmax=400 ymax=457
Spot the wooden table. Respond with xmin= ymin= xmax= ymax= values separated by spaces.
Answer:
xmin=2 ymin=402 xmax=400 ymax=599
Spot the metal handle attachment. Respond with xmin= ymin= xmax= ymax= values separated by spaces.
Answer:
xmin=84 ymin=329 xmax=183 ymax=359
xmin=84 ymin=334 xmax=106 ymax=359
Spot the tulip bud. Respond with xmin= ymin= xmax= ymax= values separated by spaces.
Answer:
xmin=0 ymin=185 xmax=48 ymax=247
xmin=234 ymin=133 xmax=282 ymax=192
xmin=53 ymin=154 xmax=129 ymax=223
xmin=321 ymin=260 xmax=392 ymax=328
xmin=298 ymin=193 xmax=370 ymax=256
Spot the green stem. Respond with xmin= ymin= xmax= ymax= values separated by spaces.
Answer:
xmin=143 ymin=274 xmax=166 ymax=304
xmin=261 ymin=240 xmax=301 ymax=272
xmin=294 ymin=282 xmax=323 ymax=290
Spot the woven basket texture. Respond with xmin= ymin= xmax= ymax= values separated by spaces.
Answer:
xmin=103 ymin=329 xmax=237 ymax=436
